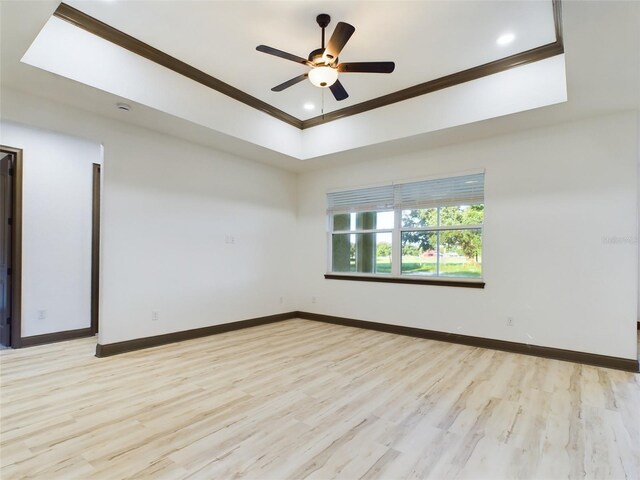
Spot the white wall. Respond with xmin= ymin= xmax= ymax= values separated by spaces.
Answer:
xmin=297 ymin=111 xmax=639 ymax=360
xmin=2 ymin=90 xmax=637 ymax=360
xmin=1 ymin=90 xmax=298 ymax=345
xmin=98 ymin=125 xmax=298 ymax=344
xmin=0 ymin=121 xmax=101 ymax=337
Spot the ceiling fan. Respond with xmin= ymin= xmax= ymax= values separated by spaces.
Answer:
xmin=256 ymin=14 xmax=395 ymax=101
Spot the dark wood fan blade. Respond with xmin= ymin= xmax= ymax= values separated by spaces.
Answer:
xmin=256 ymin=45 xmax=311 ymax=66
xmin=329 ymin=80 xmax=349 ymax=101
xmin=323 ymin=22 xmax=355 ymax=62
xmin=338 ymin=62 xmax=395 ymax=73
xmin=271 ymin=73 xmax=308 ymax=92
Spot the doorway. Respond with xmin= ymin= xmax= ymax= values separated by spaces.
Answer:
xmin=0 ymin=146 xmax=22 ymax=348
xmin=1 ymin=142 xmax=101 ymax=348
xmin=0 ymin=152 xmax=13 ymax=347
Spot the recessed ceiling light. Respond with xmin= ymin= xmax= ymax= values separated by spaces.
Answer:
xmin=496 ymin=33 xmax=515 ymax=46
xmin=303 ymin=103 xmax=315 ymax=111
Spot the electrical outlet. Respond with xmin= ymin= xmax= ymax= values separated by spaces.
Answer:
xmin=311 ymin=296 xmax=316 ymax=304
xmin=152 ymin=311 xmax=159 ymax=322
xmin=37 ymin=310 xmax=46 ymax=320
xmin=507 ymin=317 xmax=514 ymax=327
xmin=279 ymin=296 xmax=284 ymax=304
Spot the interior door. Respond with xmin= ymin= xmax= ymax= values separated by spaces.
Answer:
xmin=0 ymin=153 xmax=13 ymax=347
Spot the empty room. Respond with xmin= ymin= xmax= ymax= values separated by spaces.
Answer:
xmin=0 ymin=0 xmax=638 ymax=479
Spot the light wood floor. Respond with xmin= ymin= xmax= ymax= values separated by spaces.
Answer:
xmin=1 ymin=319 xmax=638 ymax=480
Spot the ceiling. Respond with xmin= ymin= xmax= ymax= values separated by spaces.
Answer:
xmin=0 ymin=1 xmax=638 ymax=172
xmin=61 ymin=0 xmax=557 ymax=121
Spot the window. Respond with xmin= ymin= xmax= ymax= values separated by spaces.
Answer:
xmin=327 ymin=173 xmax=484 ymax=284
xmin=331 ymin=211 xmax=395 ymax=274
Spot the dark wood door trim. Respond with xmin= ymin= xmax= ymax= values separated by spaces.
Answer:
xmin=0 ymin=146 xmax=96 ymax=348
xmin=53 ymin=1 xmax=564 ymax=130
xmin=91 ymin=163 xmax=101 ymax=335
xmin=0 ymin=146 xmax=23 ymax=348
xmin=0 ymin=153 xmax=14 ymax=346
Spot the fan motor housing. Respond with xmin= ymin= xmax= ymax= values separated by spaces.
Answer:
xmin=308 ymin=48 xmax=324 ymax=64
xmin=308 ymin=48 xmax=336 ymax=65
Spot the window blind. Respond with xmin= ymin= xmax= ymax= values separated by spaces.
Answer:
xmin=327 ymin=184 xmax=395 ymax=213
xmin=396 ymin=173 xmax=484 ymax=209
xmin=327 ymin=173 xmax=484 ymax=213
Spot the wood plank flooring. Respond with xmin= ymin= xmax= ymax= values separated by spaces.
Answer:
xmin=1 ymin=319 xmax=639 ymax=479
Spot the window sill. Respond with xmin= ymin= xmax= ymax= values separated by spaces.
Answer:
xmin=324 ymin=274 xmax=485 ymax=289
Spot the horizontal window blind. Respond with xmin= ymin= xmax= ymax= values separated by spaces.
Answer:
xmin=327 ymin=173 xmax=484 ymax=213
xmin=396 ymin=173 xmax=484 ymax=209
xmin=327 ymin=184 xmax=395 ymax=213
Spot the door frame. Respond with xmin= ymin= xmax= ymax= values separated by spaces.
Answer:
xmin=91 ymin=163 xmax=101 ymax=334
xmin=0 ymin=145 xmax=23 ymax=349
xmin=1 ymin=146 xmax=101 ymax=348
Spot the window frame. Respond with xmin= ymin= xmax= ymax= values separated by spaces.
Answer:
xmin=326 ymin=174 xmax=485 ymax=287
xmin=399 ymin=208 xmax=483 ymax=278
xmin=328 ymin=211 xmax=396 ymax=275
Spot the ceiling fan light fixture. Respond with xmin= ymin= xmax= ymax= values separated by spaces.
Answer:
xmin=308 ymin=66 xmax=338 ymax=88
xmin=257 ymin=15 xmax=392 ymax=101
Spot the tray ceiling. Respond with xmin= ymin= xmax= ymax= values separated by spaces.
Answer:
xmin=62 ymin=0 xmax=557 ymax=121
